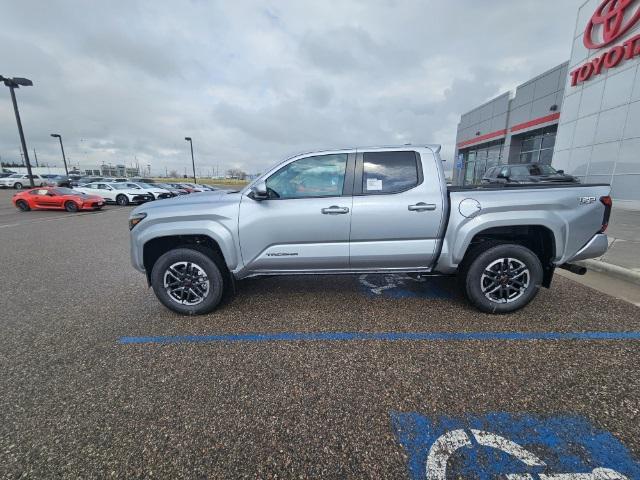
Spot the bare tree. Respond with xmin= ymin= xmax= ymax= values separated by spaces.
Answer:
xmin=226 ymin=168 xmax=246 ymax=179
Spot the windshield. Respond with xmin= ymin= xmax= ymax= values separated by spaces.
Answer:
xmin=137 ymin=183 xmax=156 ymax=188
xmin=528 ymin=164 xmax=558 ymax=176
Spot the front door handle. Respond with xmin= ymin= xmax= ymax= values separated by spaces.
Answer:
xmin=321 ymin=206 xmax=350 ymax=215
xmin=408 ymin=202 xmax=437 ymax=212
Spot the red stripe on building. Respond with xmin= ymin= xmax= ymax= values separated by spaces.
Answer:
xmin=457 ymin=129 xmax=507 ymax=148
xmin=510 ymin=112 xmax=561 ymax=133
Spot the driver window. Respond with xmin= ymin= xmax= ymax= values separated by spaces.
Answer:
xmin=265 ymin=154 xmax=347 ymax=199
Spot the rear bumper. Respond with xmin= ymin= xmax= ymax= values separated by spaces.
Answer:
xmin=566 ymin=234 xmax=609 ymax=263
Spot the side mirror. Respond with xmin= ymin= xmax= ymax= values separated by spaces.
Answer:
xmin=557 ymin=170 xmax=565 ymax=174
xmin=496 ymin=172 xmax=509 ymax=180
xmin=250 ymin=181 xmax=269 ymax=201
xmin=47 ymin=192 xmax=56 ymax=197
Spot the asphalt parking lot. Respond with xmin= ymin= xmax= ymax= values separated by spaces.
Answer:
xmin=1 ymin=189 xmax=639 ymax=478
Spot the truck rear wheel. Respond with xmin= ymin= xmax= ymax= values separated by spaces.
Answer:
xmin=460 ymin=242 xmax=543 ymax=314
xmin=151 ymin=247 xmax=224 ymax=315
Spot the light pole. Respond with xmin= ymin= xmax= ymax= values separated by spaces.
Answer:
xmin=185 ymin=137 xmax=196 ymax=184
xmin=50 ymin=134 xmax=69 ymax=176
xmin=1 ymin=76 xmax=35 ymax=187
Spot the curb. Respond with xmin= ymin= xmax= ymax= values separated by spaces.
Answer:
xmin=575 ymin=259 xmax=640 ymax=286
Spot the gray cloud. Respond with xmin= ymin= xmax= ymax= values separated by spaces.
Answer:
xmin=0 ymin=0 xmax=581 ymax=176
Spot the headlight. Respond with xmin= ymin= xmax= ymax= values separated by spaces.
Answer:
xmin=129 ymin=212 xmax=147 ymax=230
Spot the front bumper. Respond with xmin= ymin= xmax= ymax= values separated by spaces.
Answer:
xmin=80 ymin=200 xmax=105 ymax=210
xmin=132 ymin=194 xmax=154 ymax=203
xmin=566 ymin=234 xmax=609 ymax=263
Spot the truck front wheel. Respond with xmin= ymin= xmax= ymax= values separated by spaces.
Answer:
xmin=150 ymin=247 xmax=225 ymax=315
xmin=461 ymin=242 xmax=543 ymax=314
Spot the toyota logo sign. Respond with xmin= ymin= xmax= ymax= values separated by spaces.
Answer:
xmin=571 ymin=0 xmax=640 ymax=86
xmin=584 ymin=0 xmax=640 ymax=48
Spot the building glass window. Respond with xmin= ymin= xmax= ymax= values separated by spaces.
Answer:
xmin=461 ymin=140 xmax=504 ymax=185
xmin=518 ymin=126 xmax=557 ymax=165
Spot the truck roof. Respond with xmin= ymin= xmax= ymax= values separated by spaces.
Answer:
xmin=287 ymin=144 xmax=442 ymax=160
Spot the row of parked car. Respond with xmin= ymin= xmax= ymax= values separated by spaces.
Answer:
xmin=9 ymin=177 xmax=219 ymax=212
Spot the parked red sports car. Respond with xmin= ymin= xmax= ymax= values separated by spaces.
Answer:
xmin=13 ymin=187 xmax=105 ymax=212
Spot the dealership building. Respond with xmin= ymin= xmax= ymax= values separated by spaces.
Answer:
xmin=453 ymin=0 xmax=640 ymax=201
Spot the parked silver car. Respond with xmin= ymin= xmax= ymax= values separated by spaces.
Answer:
xmin=129 ymin=145 xmax=611 ymax=315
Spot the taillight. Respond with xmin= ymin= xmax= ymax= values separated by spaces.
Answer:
xmin=599 ymin=196 xmax=612 ymax=233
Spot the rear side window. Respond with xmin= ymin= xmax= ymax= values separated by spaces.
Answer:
xmin=362 ymin=151 xmax=419 ymax=194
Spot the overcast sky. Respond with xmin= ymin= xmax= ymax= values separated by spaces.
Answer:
xmin=1 ymin=0 xmax=581 ymax=177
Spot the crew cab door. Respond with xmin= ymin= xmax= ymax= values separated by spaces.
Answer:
xmin=238 ymin=152 xmax=355 ymax=273
xmin=349 ymin=149 xmax=445 ymax=269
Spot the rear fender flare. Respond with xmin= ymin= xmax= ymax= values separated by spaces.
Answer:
xmin=451 ymin=212 xmax=565 ymax=266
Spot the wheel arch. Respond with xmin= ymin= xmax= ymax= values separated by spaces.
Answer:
xmin=142 ymin=234 xmax=231 ymax=284
xmin=461 ymin=225 xmax=557 ymax=288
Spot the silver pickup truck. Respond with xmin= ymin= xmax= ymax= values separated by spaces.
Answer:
xmin=129 ymin=145 xmax=612 ymax=315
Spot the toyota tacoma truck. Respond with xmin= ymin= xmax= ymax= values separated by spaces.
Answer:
xmin=128 ymin=145 xmax=611 ymax=315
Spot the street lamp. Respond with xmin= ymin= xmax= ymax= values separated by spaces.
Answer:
xmin=50 ymin=134 xmax=69 ymax=176
xmin=185 ymin=137 xmax=197 ymax=184
xmin=1 ymin=75 xmax=35 ymax=187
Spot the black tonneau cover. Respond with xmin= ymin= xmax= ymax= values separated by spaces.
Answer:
xmin=448 ymin=183 xmax=610 ymax=193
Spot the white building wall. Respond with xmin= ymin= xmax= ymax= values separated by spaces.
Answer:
xmin=553 ymin=0 xmax=640 ymax=200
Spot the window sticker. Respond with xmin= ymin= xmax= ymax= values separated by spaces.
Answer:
xmin=366 ymin=178 xmax=383 ymax=191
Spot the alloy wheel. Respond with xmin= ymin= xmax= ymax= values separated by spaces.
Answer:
xmin=480 ymin=258 xmax=530 ymax=304
xmin=163 ymin=261 xmax=210 ymax=306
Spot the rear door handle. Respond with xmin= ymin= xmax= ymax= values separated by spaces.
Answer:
xmin=322 ymin=206 xmax=350 ymax=215
xmin=408 ymin=203 xmax=437 ymax=212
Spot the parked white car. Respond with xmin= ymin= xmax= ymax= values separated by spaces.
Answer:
xmin=122 ymin=182 xmax=174 ymax=200
xmin=74 ymin=182 xmax=153 ymax=205
xmin=0 ymin=174 xmax=47 ymax=189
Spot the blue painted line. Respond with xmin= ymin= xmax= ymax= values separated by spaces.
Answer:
xmin=118 ymin=330 xmax=640 ymax=345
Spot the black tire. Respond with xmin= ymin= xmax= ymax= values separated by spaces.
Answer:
xmin=460 ymin=242 xmax=543 ymax=314
xmin=16 ymin=200 xmax=30 ymax=211
xmin=64 ymin=201 xmax=79 ymax=212
xmin=14 ymin=182 xmax=23 ymax=190
xmin=116 ymin=194 xmax=129 ymax=206
xmin=151 ymin=247 xmax=225 ymax=315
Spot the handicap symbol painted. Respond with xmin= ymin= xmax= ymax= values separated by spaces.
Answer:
xmin=358 ymin=274 xmax=455 ymax=299
xmin=390 ymin=412 xmax=640 ymax=479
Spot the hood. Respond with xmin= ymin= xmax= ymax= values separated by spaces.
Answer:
xmin=131 ymin=190 xmax=241 ymax=216
xmin=77 ymin=194 xmax=103 ymax=201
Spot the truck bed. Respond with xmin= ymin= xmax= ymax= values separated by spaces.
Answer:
xmin=436 ymin=182 xmax=612 ymax=273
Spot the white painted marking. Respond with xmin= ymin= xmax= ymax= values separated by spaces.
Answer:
xmin=424 ymin=430 xmax=629 ymax=480
xmin=0 ymin=210 xmax=110 ymax=229
xmin=358 ymin=273 xmax=426 ymax=295
xmin=539 ymin=468 xmax=629 ymax=480
xmin=471 ymin=429 xmax=546 ymax=467
xmin=425 ymin=429 xmax=472 ymax=480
